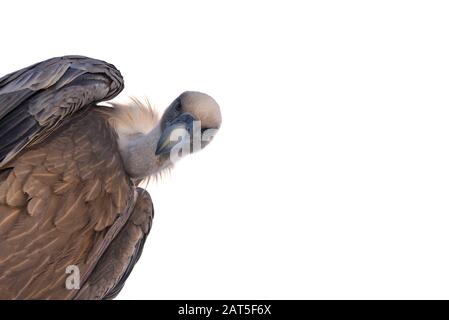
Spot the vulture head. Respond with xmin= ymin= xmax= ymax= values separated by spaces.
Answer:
xmin=112 ymin=91 xmax=222 ymax=180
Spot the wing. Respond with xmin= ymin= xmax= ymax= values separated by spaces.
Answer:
xmin=0 ymin=107 xmax=134 ymax=299
xmin=75 ymin=188 xmax=154 ymax=300
xmin=0 ymin=55 xmax=124 ymax=167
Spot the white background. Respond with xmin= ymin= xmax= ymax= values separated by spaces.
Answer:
xmin=2 ymin=1 xmax=449 ymax=299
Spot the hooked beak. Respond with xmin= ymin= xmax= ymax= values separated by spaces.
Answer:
xmin=155 ymin=113 xmax=196 ymax=155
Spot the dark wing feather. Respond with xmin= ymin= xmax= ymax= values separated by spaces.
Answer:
xmin=103 ymin=189 xmax=154 ymax=299
xmin=75 ymin=188 xmax=154 ymax=300
xmin=0 ymin=55 xmax=124 ymax=167
xmin=102 ymin=234 xmax=148 ymax=300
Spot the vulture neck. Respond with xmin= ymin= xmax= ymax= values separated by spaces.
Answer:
xmin=117 ymin=124 xmax=169 ymax=180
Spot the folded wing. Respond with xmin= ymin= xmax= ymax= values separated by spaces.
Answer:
xmin=0 ymin=55 xmax=124 ymax=167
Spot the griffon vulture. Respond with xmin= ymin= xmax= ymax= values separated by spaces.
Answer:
xmin=0 ymin=56 xmax=221 ymax=299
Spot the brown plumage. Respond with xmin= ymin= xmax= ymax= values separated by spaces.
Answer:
xmin=0 ymin=56 xmax=221 ymax=299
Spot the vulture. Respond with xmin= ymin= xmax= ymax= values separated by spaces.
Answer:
xmin=0 ymin=56 xmax=221 ymax=299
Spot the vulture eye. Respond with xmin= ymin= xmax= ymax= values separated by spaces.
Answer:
xmin=175 ymin=99 xmax=182 ymax=112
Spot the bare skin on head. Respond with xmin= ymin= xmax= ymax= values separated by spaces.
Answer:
xmin=110 ymin=91 xmax=222 ymax=180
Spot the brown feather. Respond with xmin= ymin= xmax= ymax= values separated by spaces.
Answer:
xmin=54 ymin=192 xmax=89 ymax=232
xmin=0 ymin=108 xmax=133 ymax=299
xmin=27 ymin=197 xmax=48 ymax=217
xmin=6 ymin=178 xmax=27 ymax=206
xmin=82 ymin=178 xmax=102 ymax=202
xmin=0 ymin=206 xmax=21 ymax=234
